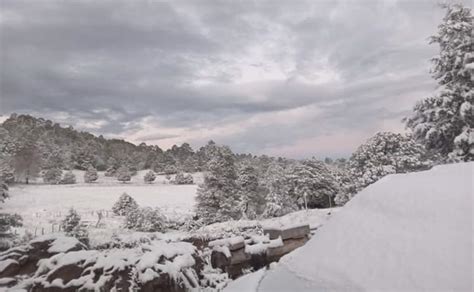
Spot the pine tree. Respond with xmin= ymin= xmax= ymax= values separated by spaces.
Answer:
xmin=60 ymin=170 xmax=76 ymax=184
xmin=262 ymin=162 xmax=297 ymax=218
xmin=0 ymin=164 xmax=15 ymax=184
xmin=60 ymin=208 xmax=88 ymax=245
xmin=195 ymin=145 xmax=240 ymax=224
xmin=289 ymin=160 xmax=338 ymax=209
xmin=349 ymin=132 xmax=433 ymax=193
xmin=173 ymin=172 xmax=194 ymax=184
xmin=236 ymin=163 xmax=261 ymax=219
xmin=116 ymin=166 xmax=131 ymax=183
xmin=405 ymin=3 xmax=473 ymax=162
xmin=43 ymin=168 xmax=62 ymax=184
xmin=112 ymin=192 xmax=139 ymax=216
xmin=84 ymin=165 xmax=98 ymax=183
xmin=143 ymin=170 xmax=156 ymax=183
xmin=61 ymin=208 xmax=81 ymax=233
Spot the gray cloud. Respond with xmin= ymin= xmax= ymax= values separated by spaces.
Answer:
xmin=0 ymin=0 xmax=466 ymax=158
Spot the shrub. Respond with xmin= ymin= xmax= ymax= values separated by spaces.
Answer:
xmin=60 ymin=170 xmax=76 ymax=184
xmin=43 ymin=168 xmax=62 ymax=184
xmin=84 ymin=166 xmax=98 ymax=183
xmin=173 ymin=172 xmax=193 ymax=185
xmin=116 ymin=166 xmax=131 ymax=183
xmin=143 ymin=170 xmax=156 ymax=183
xmin=124 ymin=207 xmax=165 ymax=232
xmin=112 ymin=192 xmax=139 ymax=216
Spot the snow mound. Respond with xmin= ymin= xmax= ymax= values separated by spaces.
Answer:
xmin=239 ymin=162 xmax=473 ymax=291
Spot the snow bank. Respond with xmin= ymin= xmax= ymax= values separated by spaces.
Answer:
xmin=236 ymin=162 xmax=473 ymax=291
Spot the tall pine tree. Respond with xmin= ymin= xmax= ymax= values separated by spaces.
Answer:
xmin=195 ymin=145 xmax=240 ymax=224
xmin=405 ymin=4 xmax=473 ymax=161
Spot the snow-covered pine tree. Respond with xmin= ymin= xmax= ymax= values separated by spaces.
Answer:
xmin=405 ymin=3 xmax=473 ymax=162
xmin=61 ymin=208 xmax=81 ymax=233
xmin=289 ymin=160 xmax=338 ymax=209
xmin=0 ymin=180 xmax=8 ymax=203
xmin=348 ymin=132 xmax=433 ymax=193
xmin=60 ymin=208 xmax=88 ymax=245
xmin=236 ymin=163 xmax=261 ymax=219
xmin=173 ymin=172 xmax=194 ymax=184
xmin=84 ymin=165 xmax=98 ymax=183
xmin=112 ymin=192 xmax=139 ymax=216
xmin=43 ymin=168 xmax=62 ymax=184
xmin=195 ymin=145 xmax=240 ymax=224
xmin=116 ymin=166 xmax=131 ymax=183
xmin=0 ymin=161 xmax=15 ymax=184
xmin=262 ymin=162 xmax=297 ymax=218
xmin=143 ymin=170 xmax=156 ymax=183
xmin=60 ymin=170 xmax=76 ymax=184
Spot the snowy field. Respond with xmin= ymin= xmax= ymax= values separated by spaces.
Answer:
xmin=3 ymin=170 xmax=201 ymax=245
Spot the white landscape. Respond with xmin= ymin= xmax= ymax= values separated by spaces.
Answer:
xmin=0 ymin=1 xmax=473 ymax=291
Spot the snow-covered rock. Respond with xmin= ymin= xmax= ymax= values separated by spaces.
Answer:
xmin=229 ymin=162 xmax=474 ymax=291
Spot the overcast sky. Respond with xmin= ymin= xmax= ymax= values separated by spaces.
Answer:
xmin=0 ymin=0 xmax=466 ymax=158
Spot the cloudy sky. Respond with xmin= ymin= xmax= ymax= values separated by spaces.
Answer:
xmin=0 ymin=0 xmax=466 ymax=158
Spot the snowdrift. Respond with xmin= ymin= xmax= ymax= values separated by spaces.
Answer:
xmin=234 ymin=162 xmax=474 ymax=291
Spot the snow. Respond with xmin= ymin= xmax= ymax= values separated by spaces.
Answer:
xmin=224 ymin=268 xmax=266 ymax=292
xmin=232 ymin=162 xmax=474 ymax=291
xmin=3 ymin=171 xmax=201 ymax=246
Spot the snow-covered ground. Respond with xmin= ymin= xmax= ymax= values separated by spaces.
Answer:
xmin=3 ymin=170 xmax=201 ymax=246
xmin=227 ymin=162 xmax=474 ymax=291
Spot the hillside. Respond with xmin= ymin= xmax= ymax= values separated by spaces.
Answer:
xmin=0 ymin=114 xmax=207 ymax=174
xmin=226 ymin=162 xmax=474 ymax=291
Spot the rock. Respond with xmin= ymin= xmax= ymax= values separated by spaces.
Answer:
xmin=229 ymin=248 xmax=251 ymax=265
xmin=264 ymin=225 xmax=310 ymax=240
xmin=267 ymin=237 xmax=309 ymax=260
xmin=0 ymin=260 xmax=20 ymax=278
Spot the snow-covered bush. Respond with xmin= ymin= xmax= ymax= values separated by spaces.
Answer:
xmin=143 ymin=170 xmax=156 ymax=183
xmin=348 ymin=132 xmax=433 ymax=193
xmin=104 ymin=166 xmax=116 ymax=177
xmin=84 ymin=166 xmax=98 ymax=183
xmin=173 ymin=172 xmax=194 ymax=184
xmin=405 ymin=3 xmax=473 ymax=162
xmin=123 ymin=207 xmax=165 ymax=232
xmin=0 ymin=180 xmax=8 ymax=202
xmin=195 ymin=145 xmax=240 ymax=224
xmin=116 ymin=166 xmax=131 ymax=183
xmin=60 ymin=208 xmax=88 ymax=245
xmin=43 ymin=168 xmax=62 ymax=184
xmin=60 ymin=170 xmax=76 ymax=184
xmin=112 ymin=192 xmax=139 ymax=216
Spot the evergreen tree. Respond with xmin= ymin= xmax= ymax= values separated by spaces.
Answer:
xmin=60 ymin=170 xmax=76 ymax=184
xmin=405 ymin=4 xmax=473 ymax=161
xmin=262 ymin=162 xmax=297 ymax=217
xmin=0 ymin=164 xmax=15 ymax=184
xmin=195 ymin=145 xmax=240 ymax=224
xmin=173 ymin=172 xmax=194 ymax=184
xmin=112 ymin=192 xmax=139 ymax=216
xmin=116 ymin=166 xmax=131 ymax=183
xmin=348 ymin=132 xmax=434 ymax=193
xmin=60 ymin=208 xmax=88 ymax=245
xmin=43 ymin=168 xmax=62 ymax=184
xmin=236 ymin=163 xmax=261 ymax=219
xmin=84 ymin=165 xmax=98 ymax=183
xmin=289 ymin=160 xmax=338 ymax=209
xmin=143 ymin=170 xmax=156 ymax=183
